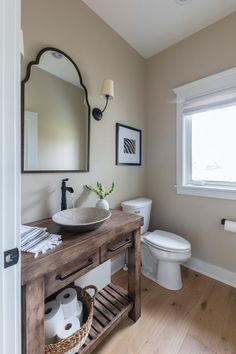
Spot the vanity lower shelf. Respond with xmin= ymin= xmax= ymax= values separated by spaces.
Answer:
xmin=79 ymin=283 xmax=133 ymax=354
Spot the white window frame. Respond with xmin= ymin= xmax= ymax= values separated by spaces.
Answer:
xmin=173 ymin=67 xmax=236 ymax=201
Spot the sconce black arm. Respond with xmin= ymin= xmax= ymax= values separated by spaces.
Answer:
xmin=92 ymin=95 xmax=109 ymax=121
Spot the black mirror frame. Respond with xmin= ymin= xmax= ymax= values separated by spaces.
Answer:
xmin=21 ymin=47 xmax=90 ymax=173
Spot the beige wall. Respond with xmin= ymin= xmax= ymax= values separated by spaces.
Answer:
xmin=146 ymin=12 xmax=236 ymax=272
xmin=25 ymin=66 xmax=87 ymax=170
xmin=21 ymin=0 xmax=146 ymax=223
xmin=22 ymin=0 xmax=236 ymax=273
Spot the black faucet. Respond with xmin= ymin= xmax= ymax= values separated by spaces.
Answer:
xmin=61 ymin=178 xmax=74 ymax=211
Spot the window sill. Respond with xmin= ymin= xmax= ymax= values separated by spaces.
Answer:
xmin=177 ymin=184 xmax=236 ymax=200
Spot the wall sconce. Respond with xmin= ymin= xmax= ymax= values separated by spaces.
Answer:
xmin=92 ymin=79 xmax=114 ymax=121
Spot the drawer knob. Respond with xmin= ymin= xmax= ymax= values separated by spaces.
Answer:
xmin=55 ymin=257 xmax=94 ymax=281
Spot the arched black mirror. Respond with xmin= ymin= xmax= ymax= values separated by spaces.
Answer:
xmin=21 ymin=47 xmax=90 ymax=172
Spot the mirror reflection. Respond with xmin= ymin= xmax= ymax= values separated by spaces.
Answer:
xmin=22 ymin=48 xmax=90 ymax=172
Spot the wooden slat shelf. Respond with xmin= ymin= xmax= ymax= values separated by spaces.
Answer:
xmin=79 ymin=283 xmax=133 ymax=354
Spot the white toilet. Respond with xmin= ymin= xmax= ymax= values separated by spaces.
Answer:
xmin=121 ymin=198 xmax=191 ymax=290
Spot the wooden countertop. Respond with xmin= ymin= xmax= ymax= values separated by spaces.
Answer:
xmin=21 ymin=209 xmax=143 ymax=285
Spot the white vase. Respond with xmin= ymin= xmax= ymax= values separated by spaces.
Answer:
xmin=96 ymin=199 xmax=109 ymax=210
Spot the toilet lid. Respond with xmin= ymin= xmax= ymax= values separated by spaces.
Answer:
xmin=144 ymin=230 xmax=191 ymax=253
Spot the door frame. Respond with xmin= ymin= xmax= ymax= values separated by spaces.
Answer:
xmin=0 ymin=0 xmax=21 ymax=353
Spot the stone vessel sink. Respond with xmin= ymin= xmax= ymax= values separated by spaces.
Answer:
xmin=52 ymin=207 xmax=111 ymax=232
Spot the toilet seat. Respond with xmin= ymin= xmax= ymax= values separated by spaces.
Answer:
xmin=143 ymin=230 xmax=191 ymax=253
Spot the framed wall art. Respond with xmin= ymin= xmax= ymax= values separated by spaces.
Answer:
xmin=116 ymin=123 xmax=141 ymax=165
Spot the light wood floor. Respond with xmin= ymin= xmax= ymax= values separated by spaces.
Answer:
xmin=93 ymin=268 xmax=236 ymax=354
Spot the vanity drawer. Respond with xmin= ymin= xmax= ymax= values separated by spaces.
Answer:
xmin=100 ymin=233 xmax=133 ymax=262
xmin=45 ymin=249 xmax=99 ymax=297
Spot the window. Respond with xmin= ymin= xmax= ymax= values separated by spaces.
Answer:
xmin=174 ymin=67 xmax=236 ymax=200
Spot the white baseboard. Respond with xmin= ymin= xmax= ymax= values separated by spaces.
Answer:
xmin=185 ymin=257 xmax=236 ymax=288
xmin=111 ymin=254 xmax=125 ymax=275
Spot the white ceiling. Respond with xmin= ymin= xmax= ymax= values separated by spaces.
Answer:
xmin=82 ymin=0 xmax=236 ymax=58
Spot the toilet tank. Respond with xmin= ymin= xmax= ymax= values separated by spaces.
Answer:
xmin=121 ymin=198 xmax=152 ymax=235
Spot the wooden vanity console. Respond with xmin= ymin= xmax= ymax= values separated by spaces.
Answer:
xmin=21 ymin=209 xmax=143 ymax=354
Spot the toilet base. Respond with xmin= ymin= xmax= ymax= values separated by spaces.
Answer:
xmin=157 ymin=260 xmax=182 ymax=290
xmin=142 ymin=260 xmax=183 ymax=290
xmin=141 ymin=242 xmax=185 ymax=291
xmin=141 ymin=267 xmax=157 ymax=283
xmin=141 ymin=241 xmax=157 ymax=281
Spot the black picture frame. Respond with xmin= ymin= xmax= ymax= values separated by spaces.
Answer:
xmin=116 ymin=123 xmax=142 ymax=165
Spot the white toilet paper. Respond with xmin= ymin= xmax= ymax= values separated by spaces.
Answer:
xmin=56 ymin=288 xmax=78 ymax=319
xmin=45 ymin=300 xmax=64 ymax=343
xmin=75 ymin=300 xmax=83 ymax=325
xmin=224 ymin=220 xmax=236 ymax=233
xmin=45 ymin=335 xmax=57 ymax=345
xmin=57 ymin=316 xmax=80 ymax=340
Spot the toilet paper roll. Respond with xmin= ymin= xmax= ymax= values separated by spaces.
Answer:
xmin=45 ymin=335 xmax=57 ymax=345
xmin=224 ymin=220 xmax=236 ymax=233
xmin=56 ymin=288 xmax=78 ymax=319
xmin=45 ymin=300 xmax=64 ymax=340
xmin=75 ymin=300 xmax=83 ymax=325
xmin=57 ymin=316 xmax=80 ymax=340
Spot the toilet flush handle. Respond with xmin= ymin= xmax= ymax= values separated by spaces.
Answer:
xmin=134 ymin=210 xmax=140 ymax=214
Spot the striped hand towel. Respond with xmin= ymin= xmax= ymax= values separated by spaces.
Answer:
xmin=21 ymin=225 xmax=62 ymax=258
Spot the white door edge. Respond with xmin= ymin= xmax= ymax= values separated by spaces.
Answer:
xmin=0 ymin=0 xmax=21 ymax=353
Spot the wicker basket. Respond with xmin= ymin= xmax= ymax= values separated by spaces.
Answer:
xmin=45 ymin=285 xmax=97 ymax=354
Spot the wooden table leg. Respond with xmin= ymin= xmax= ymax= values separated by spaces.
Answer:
xmin=128 ymin=228 xmax=141 ymax=322
xmin=22 ymin=277 xmax=45 ymax=354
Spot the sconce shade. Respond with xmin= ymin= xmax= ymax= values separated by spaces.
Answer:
xmin=101 ymin=79 xmax=114 ymax=100
xmin=20 ymin=29 xmax=24 ymax=56
xmin=93 ymin=79 xmax=114 ymax=120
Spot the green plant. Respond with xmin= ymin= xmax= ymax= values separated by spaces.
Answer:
xmin=85 ymin=181 xmax=115 ymax=199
